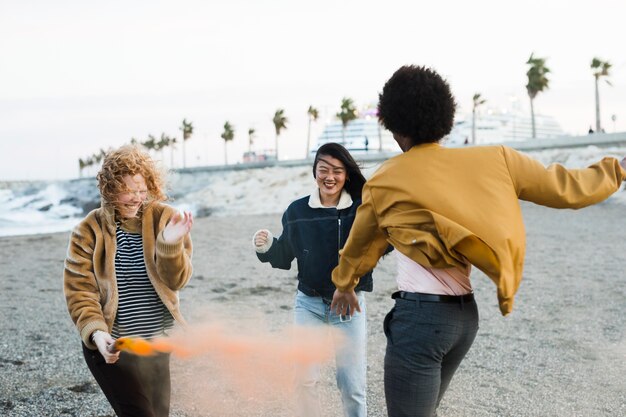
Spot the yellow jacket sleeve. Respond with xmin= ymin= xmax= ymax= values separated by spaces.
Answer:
xmin=503 ymin=146 xmax=625 ymax=209
xmin=332 ymin=185 xmax=390 ymax=291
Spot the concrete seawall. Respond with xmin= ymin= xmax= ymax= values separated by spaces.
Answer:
xmin=174 ymin=132 xmax=626 ymax=174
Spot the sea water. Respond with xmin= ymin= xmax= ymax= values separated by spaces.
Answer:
xmin=0 ymin=182 xmax=84 ymax=237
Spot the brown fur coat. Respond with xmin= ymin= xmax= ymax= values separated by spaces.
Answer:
xmin=63 ymin=202 xmax=192 ymax=349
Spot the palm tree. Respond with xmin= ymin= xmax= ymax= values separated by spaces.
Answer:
xmin=306 ymin=105 xmax=319 ymax=158
xmin=221 ymin=121 xmax=235 ymax=165
xmin=157 ymin=133 xmax=171 ymax=162
xmin=84 ymin=156 xmax=94 ymax=176
xmin=336 ymin=97 xmax=358 ymax=145
xmin=272 ymin=109 xmax=288 ymax=161
xmin=92 ymin=149 xmax=106 ymax=172
xmin=591 ymin=57 xmax=612 ymax=133
xmin=78 ymin=158 xmax=86 ymax=178
xmin=525 ymin=53 xmax=550 ymax=139
xmin=143 ymin=135 xmax=157 ymax=155
xmin=248 ymin=128 xmax=255 ymax=153
xmin=180 ymin=119 xmax=194 ymax=168
xmin=472 ymin=93 xmax=487 ymax=144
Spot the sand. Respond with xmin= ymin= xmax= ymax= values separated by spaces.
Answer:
xmin=1 ymin=200 xmax=625 ymax=417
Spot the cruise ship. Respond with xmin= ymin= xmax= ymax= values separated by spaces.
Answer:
xmin=313 ymin=107 xmax=566 ymax=154
xmin=444 ymin=109 xmax=565 ymax=146
xmin=313 ymin=107 xmax=398 ymax=155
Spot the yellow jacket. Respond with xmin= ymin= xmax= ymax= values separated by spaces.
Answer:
xmin=63 ymin=202 xmax=193 ymax=349
xmin=332 ymin=144 xmax=625 ymax=315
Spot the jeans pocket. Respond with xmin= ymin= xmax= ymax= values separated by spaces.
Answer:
xmin=383 ymin=307 xmax=395 ymax=344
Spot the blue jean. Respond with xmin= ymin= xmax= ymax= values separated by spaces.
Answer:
xmin=383 ymin=297 xmax=479 ymax=417
xmin=293 ymin=290 xmax=367 ymax=417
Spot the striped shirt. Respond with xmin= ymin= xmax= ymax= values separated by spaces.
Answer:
xmin=112 ymin=224 xmax=174 ymax=339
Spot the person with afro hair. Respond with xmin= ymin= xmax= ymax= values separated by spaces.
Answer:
xmin=330 ymin=65 xmax=626 ymax=416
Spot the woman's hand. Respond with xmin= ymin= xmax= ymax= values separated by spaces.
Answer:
xmin=254 ymin=230 xmax=269 ymax=247
xmin=92 ymin=331 xmax=120 ymax=364
xmin=331 ymin=288 xmax=361 ymax=316
xmin=163 ymin=211 xmax=194 ymax=243
xmin=252 ymin=229 xmax=273 ymax=253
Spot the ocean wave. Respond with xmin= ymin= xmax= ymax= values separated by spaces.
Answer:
xmin=0 ymin=183 xmax=86 ymax=237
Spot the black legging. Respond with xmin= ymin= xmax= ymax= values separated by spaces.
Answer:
xmin=82 ymin=343 xmax=171 ymax=417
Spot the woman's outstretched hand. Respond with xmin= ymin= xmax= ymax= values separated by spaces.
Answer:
xmin=163 ymin=211 xmax=194 ymax=243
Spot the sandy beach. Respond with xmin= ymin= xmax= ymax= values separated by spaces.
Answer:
xmin=1 ymin=200 xmax=625 ymax=417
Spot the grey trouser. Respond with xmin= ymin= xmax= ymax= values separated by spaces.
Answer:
xmin=383 ymin=293 xmax=479 ymax=417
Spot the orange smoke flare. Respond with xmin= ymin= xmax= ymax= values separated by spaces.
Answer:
xmin=109 ymin=336 xmax=191 ymax=356
xmin=110 ymin=337 xmax=161 ymax=356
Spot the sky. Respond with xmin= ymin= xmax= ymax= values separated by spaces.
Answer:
xmin=1 ymin=0 xmax=625 ymax=181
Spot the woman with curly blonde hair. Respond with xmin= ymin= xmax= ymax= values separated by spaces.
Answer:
xmin=64 ymin=145 xmax=193 ymax=417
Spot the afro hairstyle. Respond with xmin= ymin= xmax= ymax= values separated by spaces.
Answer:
xmin=377 ymin=65 xmax=456 ymax=146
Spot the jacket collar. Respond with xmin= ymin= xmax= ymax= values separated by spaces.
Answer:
xmin=408 ymin=142 xmax=442 ymax=153
xmin=308 ymin=188 xmax=353 ymax=210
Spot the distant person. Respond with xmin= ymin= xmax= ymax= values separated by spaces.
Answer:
xmin=330 ymin=65 xmax=626 ymax=417
xmin=64 ymin=145 xmax=193 ymax=417
xmin=253 ymin=142 xmax=390 ymax=417
xmin=589 ymin=125 xmax=595 ymax=134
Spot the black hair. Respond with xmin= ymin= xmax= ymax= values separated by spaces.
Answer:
xmin=377 ymin=65 xmax=456 ymax=146
xmin=312 ymin=142 xmax=366 ymax=200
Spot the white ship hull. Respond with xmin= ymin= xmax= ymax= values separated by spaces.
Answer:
xmin=445 ymin=111 xmax=565 ymax=146
xmin=314 ymin=110 xmax=566 ymax=154
xmin=313 ymin=117 xmax=397 ymax=155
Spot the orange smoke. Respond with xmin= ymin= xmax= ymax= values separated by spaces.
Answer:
xmin=111 ymin=336 xmax=192 ymax=356
xmin=112 ymin=337 xmax=163 ymax=355
xmin=112 ymin=324 xmax=343 ymax=366
xmin=113 ymin=319 xmax=348 ymax=415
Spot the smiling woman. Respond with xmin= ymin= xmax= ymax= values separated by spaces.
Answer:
xmin=314 ymin=155 xmax=347 ymax=206
xmin=63 ymin=145 xmax=194 ymax=417
xmin=116 ymin=174 xmax=149 ymax=218
xmin=96 ymin=146 xmax=167 ymax=213
xmin=250 ymin=142 xmax=391 ymax=417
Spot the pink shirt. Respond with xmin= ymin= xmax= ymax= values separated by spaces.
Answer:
xmin=395 ymin=250 xmax=472 ymax=296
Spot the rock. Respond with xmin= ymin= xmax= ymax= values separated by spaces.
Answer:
xmin=60 ymin=197 xmax=79 ymax=205
xmin=80 ymin=200 xmax=100 ymax=214
xmin=194 ymin=206 xmax=212 ymax=218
